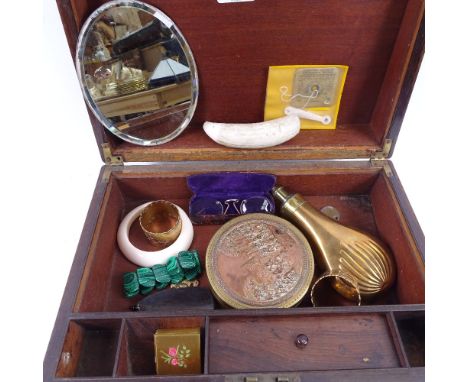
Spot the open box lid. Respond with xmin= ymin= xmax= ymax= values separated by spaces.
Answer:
xmin=57 ymin=0 xmax=424 ymax=164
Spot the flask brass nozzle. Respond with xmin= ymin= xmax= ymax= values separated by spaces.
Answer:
xmin=271 ymin=186 xmax=291 ymax=205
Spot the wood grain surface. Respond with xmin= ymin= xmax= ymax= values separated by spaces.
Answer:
xmin=208 ymin=314 xmax=400 ymax=373
xmin=56 ymin=0 xmax=424 ymax=161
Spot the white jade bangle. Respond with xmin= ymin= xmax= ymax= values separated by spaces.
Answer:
xmin=117 ymin=202 xmax=194 ymax=267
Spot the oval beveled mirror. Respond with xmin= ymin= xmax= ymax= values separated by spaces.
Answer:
xmin=76 ymin=0 xmax=198 ymax=146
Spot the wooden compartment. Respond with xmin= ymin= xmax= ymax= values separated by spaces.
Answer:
xmin=208 ymin=314 xmax=400 ymax=373
xmin=56 ymin=319 xmax=122 ymax=378
xmin=394 ymin=311 xmax=425 ymax=367
xmin=115 ymin=317 xmax=206 ymax=376
xmin=73 ymin=163 xmax=424 ymax=313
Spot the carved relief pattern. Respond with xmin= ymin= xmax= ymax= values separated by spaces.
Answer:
xmin=217 ymin=221 xmax=302 ymax=303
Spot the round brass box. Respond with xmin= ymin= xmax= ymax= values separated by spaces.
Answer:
xmin=206 ymin=214 xmax=315 ymax=309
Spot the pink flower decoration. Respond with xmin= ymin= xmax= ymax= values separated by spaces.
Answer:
xmin=168 ymin=347 xmax=177 ymax=357
xmin=171 ymin=358 xmax=178 ymax=366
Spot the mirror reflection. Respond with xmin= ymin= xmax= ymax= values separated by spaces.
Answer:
xmin=77 ymin=1 xmax=197 ymax=145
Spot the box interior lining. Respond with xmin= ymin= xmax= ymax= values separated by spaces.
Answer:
xmin=73 ymin=168 xmax=424 ymax=313
xmin=56 ymin=165 xmax=425 ymax=379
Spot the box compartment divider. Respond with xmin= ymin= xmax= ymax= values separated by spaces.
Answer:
xmin=386 ymin=312 xmax=411 ymax=368
xmin=113 ymin=319 xmax=127 ymax=377
xmin=204 ymin=316 xmax=210 ymax=375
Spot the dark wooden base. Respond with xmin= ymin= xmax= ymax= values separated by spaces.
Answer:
xmin=44 ymin=161 xmax=424 ymax=381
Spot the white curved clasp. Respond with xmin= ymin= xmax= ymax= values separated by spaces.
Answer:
xmin=285 ymin=106 xmax=332 ymax=125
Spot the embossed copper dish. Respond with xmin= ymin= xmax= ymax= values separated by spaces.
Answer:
xmin=205 ymin=214 xmax=314 ymax=309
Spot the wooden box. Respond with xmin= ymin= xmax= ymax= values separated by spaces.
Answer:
xmin=44 ymin=1 xmax=425 ymax=381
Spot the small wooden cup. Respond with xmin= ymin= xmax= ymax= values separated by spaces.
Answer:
xmin=139 ymin=201 xmax=182 ymax=246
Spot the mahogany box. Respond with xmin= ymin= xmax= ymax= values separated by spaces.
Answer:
xmin=44 ymin=1 xmax=425 ymax=381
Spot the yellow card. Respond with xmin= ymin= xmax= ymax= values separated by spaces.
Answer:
xmin=264 ymin=65 xmax=348 ymax=130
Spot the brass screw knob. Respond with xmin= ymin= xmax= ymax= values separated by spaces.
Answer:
xmin=295 ymin=334 xmax=309 ymax=349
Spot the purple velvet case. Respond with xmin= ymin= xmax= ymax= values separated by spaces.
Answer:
xmin=187 ymin=173 xmax=277 ymax=224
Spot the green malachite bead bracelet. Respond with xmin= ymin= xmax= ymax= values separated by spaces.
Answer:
xmin=123 ymin=250 xmax=201 ymax=298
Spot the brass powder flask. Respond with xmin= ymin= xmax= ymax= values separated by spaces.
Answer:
xmin=272 ymin=186 xmax=396 ymax=305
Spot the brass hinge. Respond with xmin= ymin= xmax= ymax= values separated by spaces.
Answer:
xmin=371 ymin=138 xmax=393 ymax=160
xmin=101 ymin=143 xmax=123 ymax=165
xmin=370 ymin=139 xmax=393 ymax=177
xmin=371 ymin=158 xmax=393 ymax=177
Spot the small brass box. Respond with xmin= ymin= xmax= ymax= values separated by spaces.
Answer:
xmin=154 ymin=328 xmax=201 ymax=375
